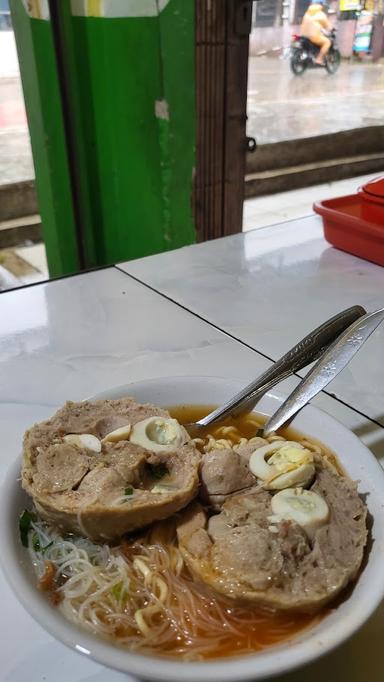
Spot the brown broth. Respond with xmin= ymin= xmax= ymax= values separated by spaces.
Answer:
xmin=119 ymin=523 xmax=325 ymax=660
xmin=169 ymin=403 xmax=341 ymax=471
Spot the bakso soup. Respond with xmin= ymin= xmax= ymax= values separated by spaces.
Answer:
xmin=19 ymin=399 xmax=368 ymax=661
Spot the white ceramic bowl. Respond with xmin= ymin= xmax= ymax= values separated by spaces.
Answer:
xmin=1 ymin=376 xmax=384 ymax=682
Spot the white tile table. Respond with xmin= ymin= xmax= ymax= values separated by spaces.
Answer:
xmin=1 ymin=223 xmax=384 ymax=681
xmin=120 ymin=215 xmax=384 ymax=429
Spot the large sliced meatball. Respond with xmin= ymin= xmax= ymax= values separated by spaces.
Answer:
xmin=200 ymin=441 xmax=265 ymax=508
xmin=177 ymin=460 xmax=367 ymax=613
xmin=22 ymin=398 xmax=200 ymax=541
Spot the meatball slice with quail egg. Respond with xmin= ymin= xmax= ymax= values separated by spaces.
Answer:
xmin=22 ymin=398 xmax=200 ymax=542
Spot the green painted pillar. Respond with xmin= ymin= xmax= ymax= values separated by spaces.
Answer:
xmin=11 ymin=0 xmax=196 ymax=276
xmin=10 ymin=0 xmax=80 ymax=277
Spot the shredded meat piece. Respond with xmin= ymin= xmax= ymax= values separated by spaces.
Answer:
xmin=38 ymin=561 xmax=56 ymax=592
xmin=38 ymin=560 xmax=64 ymax=605
xmin=49 ymin=589 xmax=63 ymax=606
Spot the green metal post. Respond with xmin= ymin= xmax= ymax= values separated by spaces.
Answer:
xmin=10 ymin=0 xmax=80 ymax=277
xmin=10 ymin=0 xmax=196 ymax=275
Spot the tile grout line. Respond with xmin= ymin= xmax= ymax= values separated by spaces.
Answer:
xmin=0 ymin=263 xmax=115 ymax=295
xmin=114 ymin=264 xmax=384 ymax=431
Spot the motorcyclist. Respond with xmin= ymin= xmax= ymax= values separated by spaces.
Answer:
xmin=300 ymin=1 xmax=332 ymax=65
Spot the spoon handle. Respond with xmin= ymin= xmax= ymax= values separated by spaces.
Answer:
xmin=263 ymin=307 xmax=384 ymax=436
xmin=197 ymin=305 xmax=366 ymax=429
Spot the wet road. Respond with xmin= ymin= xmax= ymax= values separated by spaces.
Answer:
xmin=0 ymin=55 xmax=383 ymax=185
xmin=247 ymin=56 xmax=384 ymax=144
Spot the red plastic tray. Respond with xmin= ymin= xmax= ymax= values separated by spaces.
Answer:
xmin=314 ymin=186 xmax=384 ymax=267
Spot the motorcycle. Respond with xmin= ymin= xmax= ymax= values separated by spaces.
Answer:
xmin=290 ymin=28 xmax=341 ymax=75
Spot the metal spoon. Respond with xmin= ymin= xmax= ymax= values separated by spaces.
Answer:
xmin=183 ymin=305 xmax=366 ymax=437
xmin=261 ymin=307 xmax=384 ymax=437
